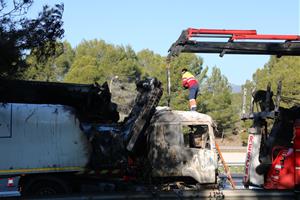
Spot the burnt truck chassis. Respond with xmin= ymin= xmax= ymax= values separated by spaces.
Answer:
xmin=0 ymin=77 xmax=220 ymax=196
xmin=0 ymin=78 xmax=164 ymax=196
xmin=1 ymin=78 xmax=217 ymax=195
xmin=79 ymin=78 xmax=218 ymax=189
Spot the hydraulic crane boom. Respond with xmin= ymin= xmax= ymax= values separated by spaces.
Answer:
xmin=166 ymin=27 xmax=300 ymax=106
xmin=167 ymin=28 xmax=300 ymax=59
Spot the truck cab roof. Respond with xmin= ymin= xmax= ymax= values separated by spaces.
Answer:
xmin=153 ymin=107 xmax=217 ymax=127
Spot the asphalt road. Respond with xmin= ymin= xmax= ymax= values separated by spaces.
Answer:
xmin=16 ymin=189 xmax=297 ymax=200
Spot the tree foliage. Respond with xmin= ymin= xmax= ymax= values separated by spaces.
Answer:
xmin=0 ymin=0 xmax=64 ymax=78
xmin=198 ymin=67 xmax=237 ymax=132
xmin=252 ymin=56 xmax=300 ymax=107
xmin=24 ymin=41 xmax=74 ymax=81
xmin=64 ymin=40 xmax=140 ymax=84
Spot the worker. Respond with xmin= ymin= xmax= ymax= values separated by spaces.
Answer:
xmin=181 ymin=68 xmax=199 ymax=111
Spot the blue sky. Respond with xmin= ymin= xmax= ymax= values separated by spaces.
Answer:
xmin=29 ymin=1 xmax=300 ymax=85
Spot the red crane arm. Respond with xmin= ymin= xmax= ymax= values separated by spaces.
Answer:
xmin=186 ymin=28 xmax=300 ymax=41
xmin=167 ymin=27 xmax=300 ymax=59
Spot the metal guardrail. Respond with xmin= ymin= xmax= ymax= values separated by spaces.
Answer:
xmin=219 ymin=162 xmax=244 ymax=166
xmin=219 ymin=146 xmax=247 ymax=152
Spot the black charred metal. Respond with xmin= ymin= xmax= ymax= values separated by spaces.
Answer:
xmin=122 ymin=78 xmax=163 ymax=153
xmin=0 ymin=79 xmax=119 ymax=123
xmin=253 ymin=90 xmax=275 ymax=112
xmin=89 ymin=125 xmax=126 ymax=170
xmin=87 ymin=78 xmax=163 ymax=171
xmin=167 ymin=30 xmax=189 ymax=61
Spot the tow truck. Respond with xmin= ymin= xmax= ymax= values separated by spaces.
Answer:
xmin=167 ymin=27 xmax=300 ymax=190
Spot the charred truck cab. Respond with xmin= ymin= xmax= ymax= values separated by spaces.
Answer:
xmin=148 ymin=108 xmax=218 ymax=185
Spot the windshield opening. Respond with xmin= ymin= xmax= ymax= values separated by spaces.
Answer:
xmin=183 ymin=125 xmax=210 ymax=149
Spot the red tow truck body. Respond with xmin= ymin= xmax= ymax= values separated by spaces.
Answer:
xmin=264 ymin=120 xmax=300 ymax=189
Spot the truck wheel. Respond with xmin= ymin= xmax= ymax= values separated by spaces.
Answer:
xmin=21 ymin=175 xmax=71 ymax=196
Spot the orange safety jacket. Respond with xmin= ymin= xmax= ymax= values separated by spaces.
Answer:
xmin=182 ymin=71 xmax=198 ymax=89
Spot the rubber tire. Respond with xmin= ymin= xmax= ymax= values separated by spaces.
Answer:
xmin=21 ymin=175 xmax=71 ymax=197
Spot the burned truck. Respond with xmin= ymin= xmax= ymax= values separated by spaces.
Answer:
xmin=0 ymin=78 xmax=218 ymax=196
xmin=148 ymin=108 xmax=218 ymax=185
